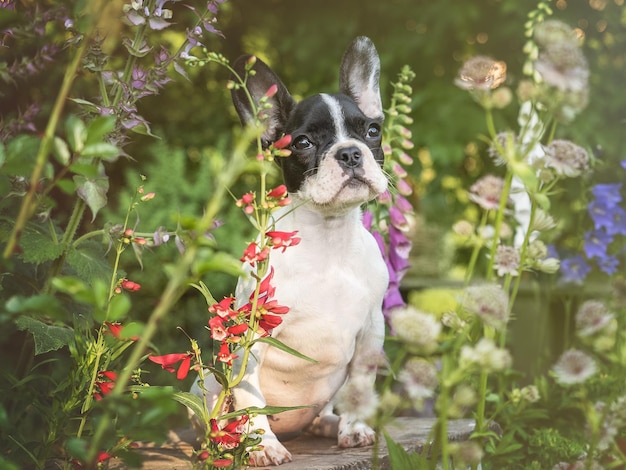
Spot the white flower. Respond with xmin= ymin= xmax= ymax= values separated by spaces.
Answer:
xmin=493 ymin=245 xmax=520 ymax=277
xmin=398 ymin=358 xmax=438 ymax=405
xmin=461 ymin=284 xmax=510 ymax=331
xmin=390 ymin=306 xmax=441 ymax=354
xmin=460 ymin=338 xmax=512 ymax=373
xmin=575 ymin=300 xmax=614 ymax=337
xmin=335 ymin=375 xmax=378 ymax=420
xmin=544 ymin=139 xmax=590 ymax=178
xmin=552 ymin=349 xmax=597 ymax=385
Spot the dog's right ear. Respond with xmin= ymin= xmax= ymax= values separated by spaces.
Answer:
xmin=231 ymin=56 xmax=296 ymax=149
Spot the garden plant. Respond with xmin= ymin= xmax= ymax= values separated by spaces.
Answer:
xmin=0 ymin=0 xmax=625 ymax=469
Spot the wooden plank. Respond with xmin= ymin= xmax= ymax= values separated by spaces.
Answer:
xmin=109 ymin=418 xmax=482 ymax=469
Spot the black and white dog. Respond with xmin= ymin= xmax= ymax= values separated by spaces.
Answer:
xmin=193 ymin=37 xmax=389 ymax=466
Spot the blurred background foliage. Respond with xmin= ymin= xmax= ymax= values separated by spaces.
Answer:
xmin=3 ymin=0 xmax=625 ymax=357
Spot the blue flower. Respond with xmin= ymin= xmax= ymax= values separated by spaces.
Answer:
xmin=607 ymin=206 xmax=626 ymax=236
xmin=588 ymin=199 xmax=614 ymax=231
xmin=597 ymin=255 xmax=620 ymax=276
xmin=559 ymin=255 xmax=591 ymax=284
xmin=584 ymin=230 xmax=613 ymax=259
xmin=591 ymin=183 xmax=622 ymax=208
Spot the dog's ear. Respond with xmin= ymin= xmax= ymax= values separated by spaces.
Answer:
xmin=231 ymin=55 xmax=296 ymax=148
xmin=339 ymin=36 xmax=383 ymax=120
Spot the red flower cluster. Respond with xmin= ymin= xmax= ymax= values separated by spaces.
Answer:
xmin=94 ymin=371 xmax=117 ymax=401
xmin=240 ymin=242 xmax=269 ymax=266
xmin=266 ymin=230 xmax=300 ymax=253
xmin=239 ymin=267 xmax=289 ymax=336
xmin=236 ymin=192 xmax=255 ymax=215
xmin=210 ymin=414 xmax=250 ymax=450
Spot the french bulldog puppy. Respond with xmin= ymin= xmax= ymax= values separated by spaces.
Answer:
xmin=192 ymin=36 xmax=389 ymax=466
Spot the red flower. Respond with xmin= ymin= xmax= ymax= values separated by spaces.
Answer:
xmin=272 ymin=134 xmax=292 ymax=150
xmin=104 ymin=321 xmax=139 ymax=341
xmin=240 ymin=268 xmax=290 ymax=336
xmin=236 ymin=192 xmax=255 ymax=215
xmin=120 ymin=279 xmax=141 ymax=292
xmin=208 ymin=297 xmax=238 ymax=319
xmin=264 ymin=83 xmax=278 ymax=98
xmin=209 ymin=316 xmax=228 ymax=342
xmin=210 ymin=415 xmax=249 ymax=450
xmin=216 ymin=342 xmax=238 ymax=366
xmin=267 ymin=184 xmax=287 ymax=199
xmin=94 ymin=371 xmax=117 ymax=401
xmin=240 ymin=242 xmax=269 ymax=266
xmin=149 ymin=352 xmax=193 ymax=380
xmin=266 ymin=231 xmax=301 ymax=252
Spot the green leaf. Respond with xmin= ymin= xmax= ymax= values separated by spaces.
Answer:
xmin=384 ymin=430 xmax=422 ymax=469
xmin=15 ymin=316 xmax=74 ymax=355
xmin=534 ymin=193 xmax=550 ymax=211
xmin=65 ymin=437 xmax=88 ymax=462
xmin=51 ymin=276 xmax=95 ymax=305
xmin=0 ymin=142 xmax=5 ymax=167
xmin=66 ymin=115 xmax=87 ymax=153
xmin=69 ymin=98 xmax=100 ymax=113
xmin=193 ymin=251 xmax=244 ymax=278
xmin=119 ymin=321 xmax=144 ymax=340
xmin=74 ymin=175 xmax=109 ymax=221
xmin=80 ymin=142 xmax=120 ymax=161
xmin=220 ymin=405 xmax=313 ymax=421
xmin=171 ymin=391 xmax=206 ymax=421
xmin=69 ymin=162 xmax=100 ymax=178
xmin=106 ymin=293 xmax=131 ymax=322
xmin=17 ymin=228 xmax=64 ymax=264
xmin=85 ymin=116 xmax=116 ymax=146
xmin=1 ymin=135 xmax=40 ymax=176
xmin=253 ymin=337 xmax=319 ymax=363
xmin=52 ymin=137 xmax=71 ymax=165
xmin=5 ymin=294 xmax=65 ymax=320
xmin=66 ymin=242 xmax=112 ymax=283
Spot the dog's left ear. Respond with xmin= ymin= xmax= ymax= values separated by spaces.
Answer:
xmin=339 ymin=36 xmax=383 ymax=120
xmin=231 ymin=55 xmax=296 ymax=149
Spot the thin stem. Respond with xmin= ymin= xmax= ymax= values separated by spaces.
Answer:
xmin=3 ymin=40 xmax=88 ymax=259
xmin=485 ymin=171 xmax=514 ymax=280
xmin=464 ymin=210 xmax=490 ymax=286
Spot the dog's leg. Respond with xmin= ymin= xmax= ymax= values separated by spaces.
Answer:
xmin=335 ymin=313 xmax=385 ymax=448
xmin=306 ymin=402 xmax=340 ymax=438
xmin=233 ymin=344 xmax=293 ymax=466
xmin=188 ymin=373 xmax=231 ymax=436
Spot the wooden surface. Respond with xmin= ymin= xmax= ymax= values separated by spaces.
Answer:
xmin=109 ymin=417 xmax=482 ymax=469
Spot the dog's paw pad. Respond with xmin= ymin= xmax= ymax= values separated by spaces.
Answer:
xmin=249 ymin=439 xmax=292 ymax=466
xmin=338 ymin=420 xmax=376 ymax=448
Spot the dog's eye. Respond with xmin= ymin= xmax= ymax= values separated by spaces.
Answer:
xmin=366 ymin=124 xmax=381 ymax=139
xmin=293 ymin=136 xmax=313 ymax=150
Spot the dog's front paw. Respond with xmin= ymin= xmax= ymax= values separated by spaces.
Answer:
xmin=249 ymin=436 xmax=292 ymax=466
xmin=337 ymin=418 xmax=376 ymax=448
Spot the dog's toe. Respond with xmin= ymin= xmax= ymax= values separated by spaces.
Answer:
xmin=249 ymin=438 xmax=293 ymax=466
xmin=338 ymin=420 xmax=376 ymax=448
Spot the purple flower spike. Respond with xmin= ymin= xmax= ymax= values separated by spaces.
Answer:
xmin=559 ymin=255 xmax=591 ymax=284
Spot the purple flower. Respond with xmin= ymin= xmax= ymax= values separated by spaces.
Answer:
xmin=606 ymin=207 xmax=626 ymax=236
xmin=394 ymin=195 xmax=414 ymax=214
xmin=362 ymin=210 xmax=373 ymax=231
xmin=588 ymin=199 xmax=615 ymax=231
xmin=584 ymin=230 xmax=613 ymax=259
xmin=389 ymin=225 xmax=412 ymax=259
xmin=591 ymin=183 xmax=622 ymax=207
xmin=559 ymin=255 xmax=591 ymax=284
xmin=383 ymin=284 xmax=405 ymax=317
xmin=389 ymin=205 xmax=409 ymax=231
xmin=598 ymin=255 xmax=620 ymax=276
xmin=621 ymin=159 xmax=626 ymax=170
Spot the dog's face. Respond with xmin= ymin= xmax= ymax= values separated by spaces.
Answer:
xmin=232 ymin=37 xmax=388 ymax=212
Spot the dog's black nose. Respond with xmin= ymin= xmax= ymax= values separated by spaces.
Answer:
xmin=336 ymin=146 xmax=363 ymax=168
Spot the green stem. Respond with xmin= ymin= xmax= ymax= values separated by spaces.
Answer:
xmin=485 ymin=171 xmax=514 ymax=281
xmin=464 ymin=210 xmax=489 ymax=286
xmin=438 ymin=356 xmax=451 ymax=470
xmin=43 ymin=199 xmax=87 ymax=293
xmin=3 ymin=40 xmax=88 ymax=259
xmin=85 ymin=133 xmax=245 ymax=464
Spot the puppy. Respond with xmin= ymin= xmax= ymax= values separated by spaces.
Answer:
xmin=193 ymin=36 xmax=389 ymax=466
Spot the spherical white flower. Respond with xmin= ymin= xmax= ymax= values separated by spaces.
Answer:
xmin=552 ymin=349 xmax=597 ymax=385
